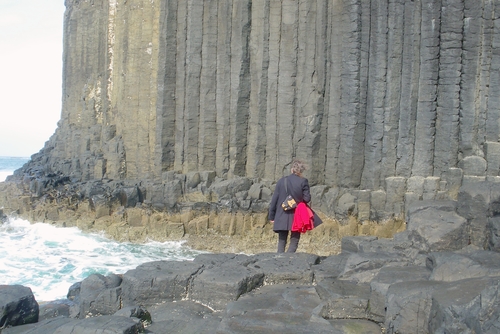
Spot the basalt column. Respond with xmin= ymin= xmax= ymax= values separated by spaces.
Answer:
xmin=39 ymin=0 xmax=500 ymax=200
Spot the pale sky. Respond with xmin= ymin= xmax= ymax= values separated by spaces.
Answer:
xmin=0 ymin=0 xmax=65 ymax=157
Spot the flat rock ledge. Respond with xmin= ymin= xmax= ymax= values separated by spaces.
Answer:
xmin=2 ymin=201 xmax=500 ymax=334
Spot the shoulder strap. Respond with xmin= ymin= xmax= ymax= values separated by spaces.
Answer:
xmin=285 ymin=176 xmax=296 ymax=200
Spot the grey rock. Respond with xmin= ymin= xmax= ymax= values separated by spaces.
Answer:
xmin=219 ymin=285 xmax=337 ymax=334
xmin=260 ymin=187 xmax=273 ymax=201
xmin=356 ymin=235 xmax=418 ymax=258
xmin=422 ymin=176 xmax=441 ymax=200
xmin=335 ymin=192 xmax=357 ymax=218
xmin=56 ymin=315 xmax=143 ymax=333
xmin=0 ymin=285 xmax=39 ymax=328
xmin=385 ymin=280 xmax=446 ymax=334
xmin=406 ymin=201 xmax=469 ymax=252
xmin=148 ymin=300 xmax=216 ymax=323
xmin=74 ymin=273 xmax=122 ymax=319
xmin=209 ymin=177 xmax=253 ymax=201
xmin=485 ymin=142 xmax=500 ymax=176
xmin=427 ymin=250 xmax=500 ymax=281
xmin=38 ymin=300 xmax=73 ymax=321
xmin=322 ymin=187 xmax=340 ymax=217
xmin=370 ymin=190 xmax=387 ymax=220
xmin=406 ymin=199 xmax=457 ymax=219
xmin=163 ymin=180 xmax=183 ymax=210
xmin=145 ymin=301 xmax=220 ymax=334
xmin=189 ymin=257 xmax=264 ymax=311
xmin=199 ymin=171 xmax=216 ymax=188
xmin=89 ymin=194 xmax=110 ymax=219
xmin=385 ymin=177 xmax=406 ymax=217
xmin=247 ymin=183 xmax=262 ymax=200
xmin=246 ymin=252 xmax=320 ymax=285
xmin=459 ymin=156 xmax=487 ymax=176
xmin=66 ymin=282 xmax=80 ymax=301
xmin=407 ymin=176 xmax=425 ymax=198
xmin=145 ymin=319 xmax=220 ymax=334
xmin=337 ymin=252 xmax=406 ymax=282
xmin=116 ymin=186 xmax=140 ymax=208
xmin=369 ymin=266 xmax=431 ymax=322
xmin=5 ymin=245 xmax=500 ymax=333
xmin=341 ymin=236 xmax=378 ymax=253
xmin=311 ymin=253 xmax=350 ymax=281
xmin=457 ymin=177 xmax=491 ymax=247
xmin=315 ymin=279 xmax=371 ymax=320
xmin=488 ymin=216 xmax=500 ymax=251
xmin=329 ymin=319 xmax=383 ymax=334
xmin=121 ymin=260 xmax=203 ymax=307
xmin=192 ymin=253 xmax=246 ymax=267
xmin=1 ymin=317 xmax=75 ymax=334
xmin=113 ymin=305 xmax=151 ymax=326
xmin=185 ymin=172 xmax=201 ymax=189
xmin=428 ymin=277 xmax=500 ymax=333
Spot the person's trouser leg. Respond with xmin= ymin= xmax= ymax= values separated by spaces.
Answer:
xmin=287 ymin=231 xmax=301 ymax=253
xmin=277 ymin=231 xmax=288 ymax=253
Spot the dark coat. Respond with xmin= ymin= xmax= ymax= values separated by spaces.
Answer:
xmin=268 ymin=173 xmax=311 ymax=232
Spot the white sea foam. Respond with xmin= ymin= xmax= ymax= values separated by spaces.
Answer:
xmin=0 ymin=171 xmax=12 ymax=182
xmin=0 ymin=156 xmax=205 ymax=302
xmin=0 ymin=218 xmax=204 ymax=302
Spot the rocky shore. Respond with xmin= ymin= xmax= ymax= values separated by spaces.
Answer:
xmin=1 ymin=200 xmax=500 ymax=333
xmin=0 ymin=160 xmax=405 ymax=256
xmin=2 ymin=153 xmax=500 ymax=332
xmin=2 ymin=145 xmax=500 ymax=333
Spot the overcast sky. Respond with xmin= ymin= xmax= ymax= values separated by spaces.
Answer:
xmin=0 ymin=0 xmax=65 ymax=157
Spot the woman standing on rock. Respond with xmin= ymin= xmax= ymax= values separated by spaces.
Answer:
xmin=268 ymin=160 xmax=311 ymax=253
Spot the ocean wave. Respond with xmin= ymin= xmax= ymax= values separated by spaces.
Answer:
xmin=0 ymin=217 xmax=205 ymax=302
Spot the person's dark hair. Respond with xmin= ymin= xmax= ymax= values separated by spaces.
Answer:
xmin=291 ymin=160 xmax=306 ymax=175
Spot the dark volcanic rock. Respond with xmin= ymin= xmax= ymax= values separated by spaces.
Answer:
xmin=113 ymin=305 xmax=151 ymax=325
xmin=406 ymin=200 xmax=469 ymax=252
xmin=189 ymin=258 xmax=265 ymax=311
xmin=219 ymin=285 xmax=338 ymax=334
xmin=385 ymin=280 xmax=446 ymax=334
xmin=120 ymin=260 xmax=203 ymax=307
xmin=428 ymin=277 xmax=500 ymax=333
xmin=4 ymin=203 xmax=500 ymax=333
xmin=0 ymin=285 xmax=39 ymax=328
xmin=145 ymin=301 xmax=220 ymax=334
xmin=1 ymin=317 xmax=75 ymax=334
xmin=368 ymin=265 xmax=432 ymax=322
xmin=38 ymin=299 xmax=73 ymax=321
xmin=72 ymin=273 xmax=122 ymax=319
xmin=315 ymin=279 xmax=371 ymax=320
xmin=248 ymin=252 xmax=320 ymax=285
xmin=427 ymin=249 xmax=500 ymax=281
xmin=3 ymin=315 xmax=145 ymax=334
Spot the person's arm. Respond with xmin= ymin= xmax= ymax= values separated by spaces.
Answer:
xmin=268 ymin=180 xmax=280 ymax=221
xmin=302 ymin=178 xmax=311 ymax=203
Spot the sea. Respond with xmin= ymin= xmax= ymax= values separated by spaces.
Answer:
xmin=0 ymin=156 xmax=205 ymax=302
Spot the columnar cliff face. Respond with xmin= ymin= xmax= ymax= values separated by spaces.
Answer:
xmin=38 ymin=0 xmax=500 ymax=216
